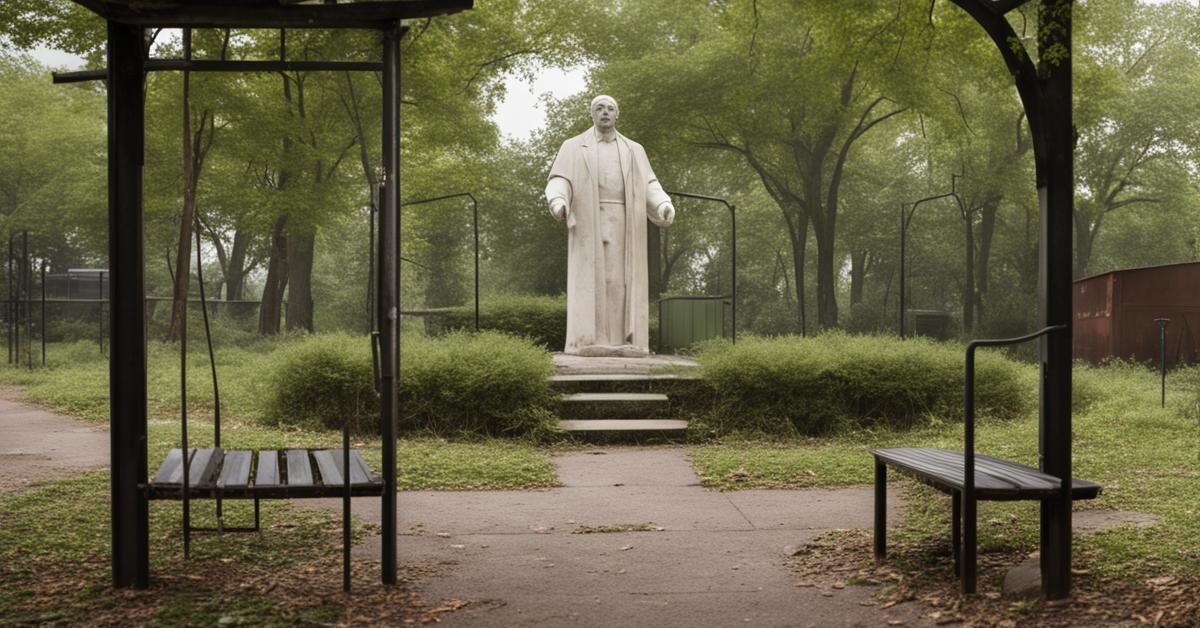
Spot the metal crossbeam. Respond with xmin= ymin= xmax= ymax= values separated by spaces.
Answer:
xmin=69 ymin=0 xmax=471 ymax=28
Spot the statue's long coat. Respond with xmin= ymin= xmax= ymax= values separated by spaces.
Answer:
xmin=546 ymin=129 xmax=672 ymax=354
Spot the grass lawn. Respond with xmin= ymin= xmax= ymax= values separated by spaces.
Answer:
xmin=3 ymin=336 xmax=1198 ymax=623
xmin=0 ymin=339 xmax=559 ymax=492
xmin=692 ymin=360 xmax=1200 ymax=588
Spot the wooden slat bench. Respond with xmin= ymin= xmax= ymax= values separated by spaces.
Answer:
xmin=871 ymin=325 xmax=1102 ymax=594
xmin=148 ymin=448 xmax=384 ymax=500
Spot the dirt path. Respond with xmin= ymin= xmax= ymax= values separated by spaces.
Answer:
xmin=0 ymin=387 xmax=108 ymax=494
xmin=306 ymin=448 xmax=934 ymax=627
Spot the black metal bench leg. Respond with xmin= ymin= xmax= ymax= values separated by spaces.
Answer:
xmin=952 ymin=490 xmax=961 ymax=575
xmin=254 ymin=497 xmax=261 ymax=532
xmin=874 ymin=459 xmax=886 ymax=565
xmin=963 ymin=492 xmax=977 ymax=594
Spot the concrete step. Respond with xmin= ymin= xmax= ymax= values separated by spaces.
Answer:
xmin=558 ymin=419 xmax=688 ymax=432
xmin=549 ymin=373 xmax=686 ymax=383
xmin=548 ymin=372 xmax=700 ymax=395
xmin=560 ymin=392 xmax=669 ymax=403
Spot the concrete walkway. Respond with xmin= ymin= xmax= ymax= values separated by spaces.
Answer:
xmin=0 ymin=388 xmax=108 ymax=494
xmin=325 ymin=449 xmax=934 ymax=627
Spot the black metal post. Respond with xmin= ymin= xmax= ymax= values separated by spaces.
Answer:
xmin=380 ymin=22 xmax=401 ymax=586
xmin=664 ymin=191 xmax=737 ymax=343
xmin=40 ymin=260 xmax=45 ymax=366
xmin=899 ymin=189 xmax=960 ymax=339
xmin=8 ymin=232 xmax=13 ymax=365
xmin=368 ymin=181 xmax=377 ymax=334
xmin=343 ymin=419 xmax=351 ymax=592
xmin=108 ymin=19 xmax=150 ymax=589
xmin=99 ymin=271 xmax=106 ymax=355
xmin=873 ymin=459 xmax=885 ymax=564
xmin=898 ymin=203 xmax=906 ymax=338
xmin=952 ymin=490 xmax=962 ymax=575
xmin=23 ymin=232 xmax=30 ymax=370
xmin=1155 ymin=318 xmax=1169 ymax=408
xmin=1036 ymin=1 xmax=1075 ymax=600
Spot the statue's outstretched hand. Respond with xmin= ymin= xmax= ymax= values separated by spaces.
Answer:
xmin=659 ymin=203 xmax=675 ymax=226
xmin=549 ymin=198 xmax=568 ymax=221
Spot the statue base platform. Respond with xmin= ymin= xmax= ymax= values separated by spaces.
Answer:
xmin=552 ymin=352 xmax=699 ymax=376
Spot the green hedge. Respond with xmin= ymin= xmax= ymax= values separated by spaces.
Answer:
xmin=425 ymin=294 xmax=566 ymax=351
xmin=261 ymin=333 xmax=378 ymax=433
xmin=260 ymin=331 xmax=556 ymax=437
xmin=400 ymin=331 xmax=557 ymax=437
xmin=694 ymin=333 xmax=1031 ymax=436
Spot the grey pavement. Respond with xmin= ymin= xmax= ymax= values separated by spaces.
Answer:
xmin=0 ymin=389 xmax=108 ymax=493
xmin=306 ymin=448 xmax=934 ymax=627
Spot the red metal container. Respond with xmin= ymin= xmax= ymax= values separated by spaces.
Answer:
xmin=1073 ymin=261 xmax=1200 ymax=366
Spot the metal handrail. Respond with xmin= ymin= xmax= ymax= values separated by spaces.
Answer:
xmin=400 ymin=193 xmax=479 ymax=331
xmin=961 ymin=323 xmax=1066 ymax=592
xmin=664 ymin=191 xmax=736 ymax=344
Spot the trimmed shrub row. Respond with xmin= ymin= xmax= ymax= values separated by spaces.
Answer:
xmin=694 ymin=333 xmax=1031 ymax=436
xmin=260 ymin=331 xmax=556 ymax=437
xmin=425 ymin=294 xmax=567 ymax=351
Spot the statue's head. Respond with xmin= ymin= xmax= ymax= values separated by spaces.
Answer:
xmin=590 ymin=95 xmax=619 ymax=132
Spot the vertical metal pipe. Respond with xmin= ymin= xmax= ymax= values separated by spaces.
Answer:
xmin=368 ymin=182 xmax=377 ymax=334
xmin=12 ymin=234 xmax=18 ymax=366
xmin=472 ymin=196 xmax=480 ymax=331
xmin=952 ymin=490 xmax=962 ymax=576
xmin=898 ymin=204 xmax=906 ymax=339
xmin=178 ymin=26 xmax=193 ymax=563
xmin=99 ymin=271 xmax=105 ymax=355
xmin=730 ymin=203 xmax=736 ymax=344
xmin=107 ymin=19 xmax=149 ymax=589
xmin=1037 ymin=0 xmax=1074 ymax=600
xmin=24 ymin=232 xmax=30 ymax=370
xmin=379 ymin=22 xmax=401 ymax=586
xmin=343 ymin=419 xmax=351 ymax=592
xmin=963 ymin=343 xmax=977 ymax=594
xmin=40 ymin=260 xmax=45 ymax=366
xmin=8 ymin=232 xmax=14 ymax=365
xmin=1155 ymin=318 xmax=1169 ymax=407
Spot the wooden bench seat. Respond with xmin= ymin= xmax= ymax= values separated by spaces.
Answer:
xmin=873 ymin=447 xmax=1101 ymax=501
xmin=148 ymin=448 xmax=384 ymax=500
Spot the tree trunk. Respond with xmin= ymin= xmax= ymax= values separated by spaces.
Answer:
xmin=974 ymin=195 xmax=1000 ymax=324
xmin=258 ymin=215 xmax=288 ymax=335
xmin=813 ymin=221 xmax=838 ymax=329
xmin=285 ymin=225 xmax=316 ymax=332
xmin=962 ymin=210 xmax=975 ymax=333
xmin=225 ymin=228 xmax=251 ymax=301
xmin=785 ymin=210 xmax=809 ymax=336
xmin=849 ymin=249 xmax=867 ymax=306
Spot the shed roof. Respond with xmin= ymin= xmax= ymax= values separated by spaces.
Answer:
xmin=69 ymin=0 xmax=472 ymax=29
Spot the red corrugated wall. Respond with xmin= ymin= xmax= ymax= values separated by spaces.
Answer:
xmin=1073 ymin=262 xmax=1200 ymax=366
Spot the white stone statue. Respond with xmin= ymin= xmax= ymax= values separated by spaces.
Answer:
xmin=546 ymin=95 xmax=675 ymax=357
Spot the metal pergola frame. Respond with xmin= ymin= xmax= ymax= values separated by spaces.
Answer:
xmin=76 ymin=0 xmax=1075 ymax=601
xmin=68 ymin=0 xmax=471 ymax=591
